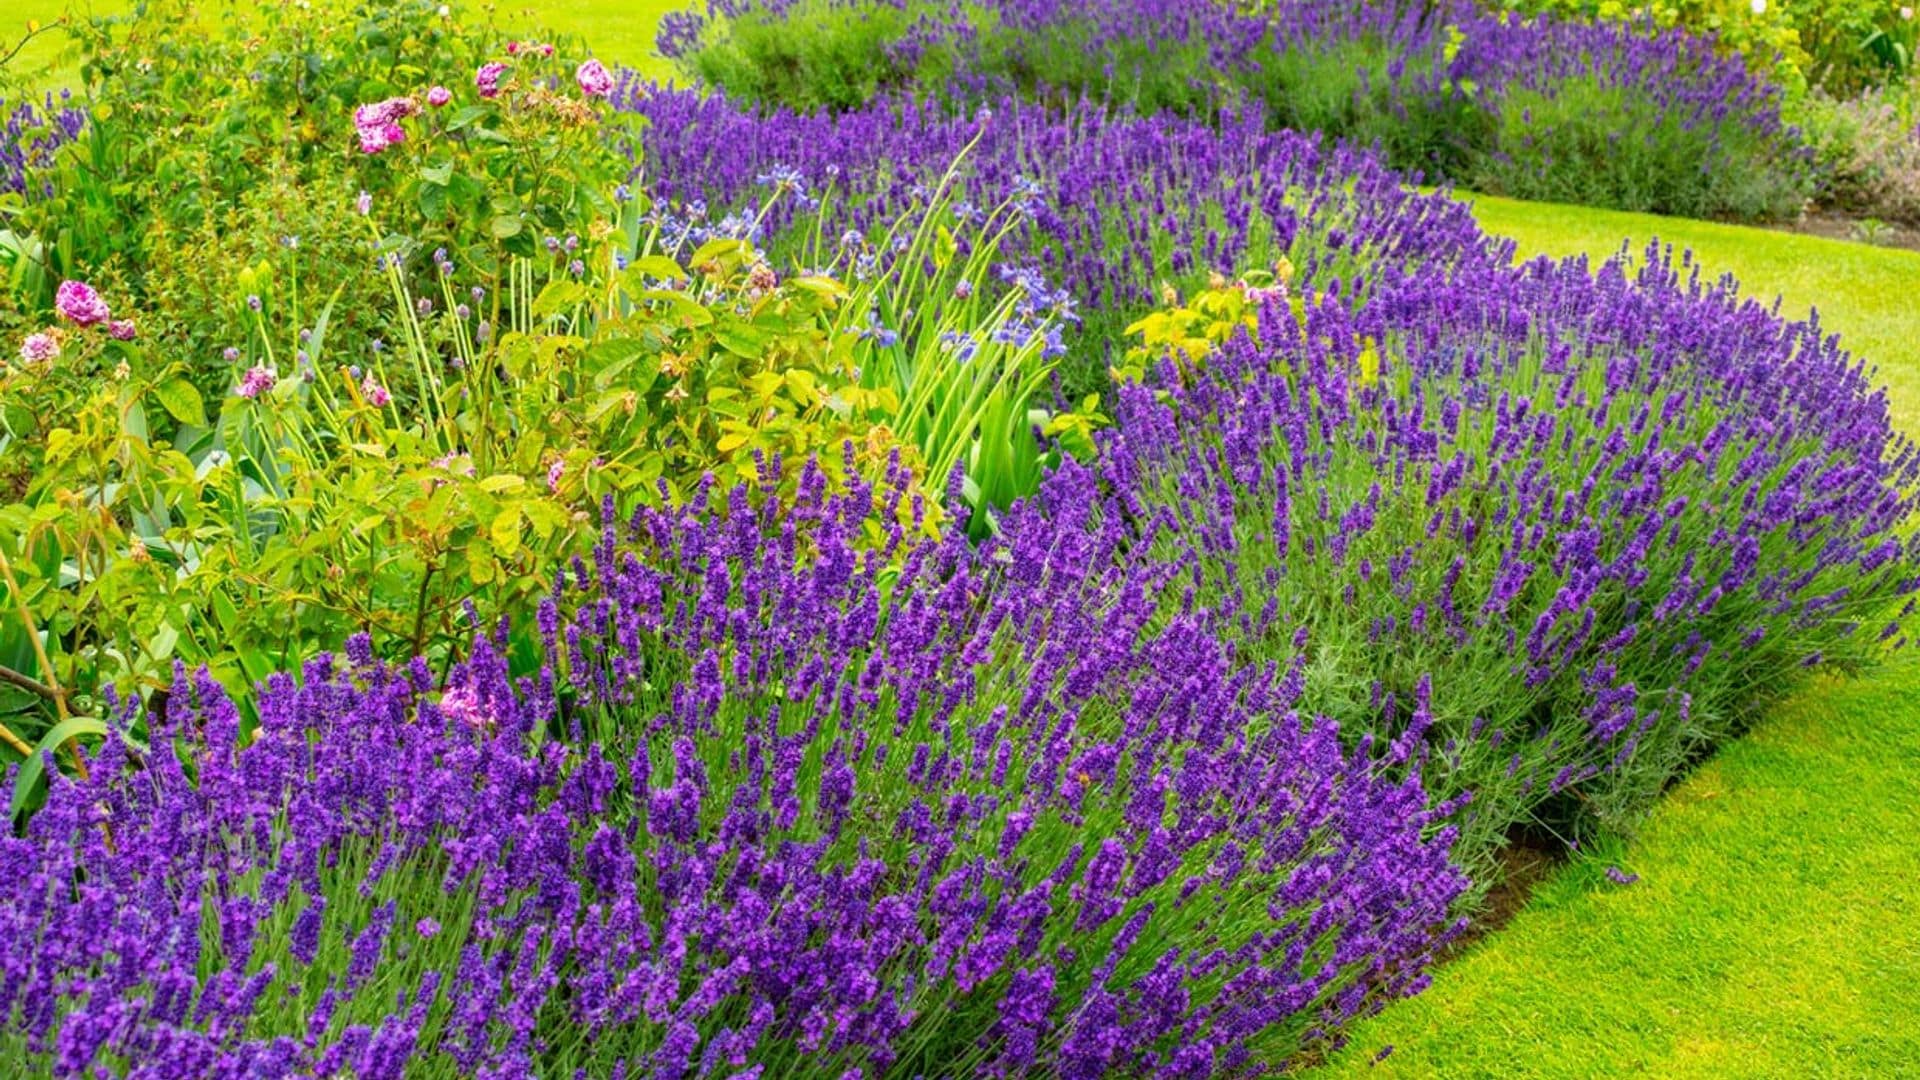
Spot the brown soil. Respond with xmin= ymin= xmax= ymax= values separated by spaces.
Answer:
xmin=1777 ymin=208 xmax=1920 ymax=253
xmin=1434 ymin=834 xmax=1567 ymax=963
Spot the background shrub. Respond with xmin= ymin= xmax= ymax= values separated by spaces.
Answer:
xmin=662 ymin=0 xmax=1818 ymax=221
xmin=1504 ymin=0 xmax=1920 ymax=97
xmin=1474 ymin=73 xmax=1810 ymax=221
xmin=1792 ymin=84 xmax=1920 ymax=225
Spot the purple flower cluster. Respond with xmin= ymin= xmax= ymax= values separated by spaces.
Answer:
xmin=3 ymin=462 xmax=1467 ymax=1075
xmin=1093 ymin=243 xmax=1920 ymax=856
xmin=0 ymin=92 xmax=85 ymax=196
xmin=659 ymin=0 xmax=1812 ymax=218
xmin=621 ymin=85 xmax=1509 ymax=388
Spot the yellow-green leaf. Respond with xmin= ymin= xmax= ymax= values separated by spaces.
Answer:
xmin=490 ymin=505 xmax=523 ymax=557
xmin=151 ymin=376 xmax=207 ymax=427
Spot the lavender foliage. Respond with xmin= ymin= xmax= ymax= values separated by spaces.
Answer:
xmin=664 ymin=0 xmax=1814 ymax=219
xmin=0 ymin=92 xmax=84 ymax=196
xmin=1102 ymin=245 xmax=1920 ymax=856
xmin=621 ymin=85 xmax=1510 ymax=392
xmin=2 ymin=463 xmax=1467 ymax=1075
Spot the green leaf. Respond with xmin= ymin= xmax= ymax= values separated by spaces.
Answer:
xmin=587 ymin=389 xmax=634 ymax=424
xmin=688 ymin=237 xmax=748 ymax=269
xmin=147 ymin=622 xmax=180 ymax=663
xmin=151 ymin=376 xmax=207 ymax=427
xmin=789 ymin=275 xmax=849 ymax=301
xmin=468 ymin=538 xmax=497 ymax=585
xmin=478 ymin=474 xmax=525 ymax=494
xmin=532 ymin=280 xmax=592 ymax=319
xmin=445 ymin=105 xmax=489 ymax=131
xmin=490 ymin=214 xmax=523 ymax=239
xmin=784 ymin=368 xmax=820 ymax=404
xmin=490 ymin=505 xmax=523 ymax=557
xmin=640 ymin=289 xmax=716 ymax=326
xmin=210 ymin=590 xmax=242 ymax=634
xmin=712 ymin=320 xmax=769 ymax=359
xmin=626 ymin=255 xmax=686 ymax=281
xmin=10 ymin=718 xmax=110 ymax=821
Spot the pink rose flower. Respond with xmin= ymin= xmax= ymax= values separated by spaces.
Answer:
xmin=18 ymin=331 xmax=59 ymax=363
xmin=361 ymin=374 xmax=391 ymax=407
xmin=437 ymin=684 xmax=495 ymax=729
xmin=54 ymin=280 xmax=111 ymax=326
xmin=575 ymin=59 xmax=615 ymax=98
xmin=475 ymin=61 xmax=508 ymax=99
xmin=427 ymin=85 xmax=452 ymax=107
xmin=352 ymin=97 xmax=416 ymax=154
xmin=107 ymin=319 xmax=137 ymax=341
xmin=357 ymin=125 xmax=395 ymax=154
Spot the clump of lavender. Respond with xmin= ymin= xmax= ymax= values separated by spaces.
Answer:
xmin=0 ymin=92 xmax=85 ymax=196
xmin=657 ymin=0 xmax=1814 ymax=220
xmin=1102 ymin=241 xmax=1920 ymax=865
xmin=2 ymin=458 xmax=1467 ymax=1075
xmin=622 ymin=85 xmax=1509 ymax=394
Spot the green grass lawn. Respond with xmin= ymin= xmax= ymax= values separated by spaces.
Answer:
xmin=1316 ymin=657 xmax=1920 ymax=1079
xmin=1311 ymin=195 xmax=1920 ymax=1078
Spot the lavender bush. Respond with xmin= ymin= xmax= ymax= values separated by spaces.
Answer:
xmin=662 ymin=0 xmax=1815 ymax=220
xmin=1105 ymin=247 xmax=1920 ymax=860
xmin=2 ymin=460 xmax=1467 ymax=1076
xmin=622 ymin=85 xmax=1510 ymax=396
xmin=0 ymin=93 xmax=83 ymax=197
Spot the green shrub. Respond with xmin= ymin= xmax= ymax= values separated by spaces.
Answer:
xmin=1244 ymin=34 xmax=1489 ymax=180
xmin=0 ymin=1 xmax=494 ymax=379
xmin=0 ymin=1 xmax=1091 ymax=744
xmin=1793 ymin=83 xmax=1920 ymax=224
xmin=688 ymin=0 xmax=935 ymax=110
xmin=1502 ymin=0 xmax=1920 ymax=96
xmin=1474 ymin=74 xmax=1810 ymax=222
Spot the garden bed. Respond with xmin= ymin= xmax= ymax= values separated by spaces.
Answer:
xmin=2 ymin=1 xmax=1917 ymax=1076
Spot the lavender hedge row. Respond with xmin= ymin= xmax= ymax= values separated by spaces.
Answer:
xmin=660 ymin=0 xmax=1815 ymax=221
xmin=4 ymin=461 xmax=1468 ymax=1076
xmin=5 ymin=36 xmax=1918 ymax=1080
xmin=1105 ymin=249 xmax=1920 ymax=860
xmin=621 ymin=85 xmax=1511 ymax=395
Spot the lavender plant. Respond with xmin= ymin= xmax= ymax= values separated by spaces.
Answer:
xmin=660 ymin=0 xmax=1816 ymax=220
xmin=1 ymin=459 xmax=1467 ymax=1075
xmin=1103 ymin=244 xmax=1920 ymax=862
xmin=622 ymin=86 xmax=1509 ymax=397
